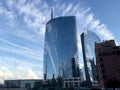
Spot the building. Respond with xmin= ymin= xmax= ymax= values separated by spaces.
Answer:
xmin=63 ymin=78 xmax=99 ymax=88
xmin=71 ymin=57 xmax=80 ymax=77
xmin=4 ymin=79 xmax=43 ymax=89
xmin=64 ymin=77 xmax=82 ymax=88
xmin=0 ymin=88 xmax=26 ymax=90
xmin=81 ymin=30 xmax=100 ymax=86
xmin=43 ymin=16 xmax=80 ymax=80
xmin=0 ymin=83 xmax=5 ymax=88
xmin=91 ymin=81 xmax=99 ymax=88
xmin=95 ymin=40 xmax=120 ymax=87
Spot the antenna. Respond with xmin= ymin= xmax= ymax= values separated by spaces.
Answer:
xmin=51 ymin=8 xmax=53 ymax=19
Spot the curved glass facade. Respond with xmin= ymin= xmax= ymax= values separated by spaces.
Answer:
xmin=81 ymin=30 xmax=100 ymax=81
xmin=43 ymin=16 xmax=79 ymax=80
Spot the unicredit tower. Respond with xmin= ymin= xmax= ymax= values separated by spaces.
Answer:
xmin=43 ymin=16 xmax=80 ymax=80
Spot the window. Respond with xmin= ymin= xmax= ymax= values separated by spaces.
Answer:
xmin=116 ymin=51 xmax=120 ymax=55
xmin=102 ymin=69 xmax=105 ymax=73
xmin=113 ymin=46 xmax=119 ymax=49
xmin=103 ymin=75 xmax=107 ymax=79
xmin=74 ymin=79 xmax=78 ymax=81
xmin=101 ymin=63 xmax=104 ymax=67
xmin=99 ymin=53 xmax=102 ymax=56
xmin=25 ymin=83 xmax=31 ymax=88
xmin=113 ymin=52 xmax=115 ymax=55
xmin=65 ymin=79 xmax=68 ymax=81
xmin=100 ymin=58 xmax=103 ymax=62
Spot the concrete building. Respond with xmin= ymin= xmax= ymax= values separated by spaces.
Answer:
xmin=63 ymin=77 xmax=82 ymax=88
xmin=4 ymin=79 xmax=43 ymax=89
xmin=63 ymin=78 xmax=99 ymax=88
xmin=95 ymin=40 xmax=120 ymax=87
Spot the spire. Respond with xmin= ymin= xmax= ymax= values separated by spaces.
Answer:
xmin=51 ymin=7 xmax=53 ymax=20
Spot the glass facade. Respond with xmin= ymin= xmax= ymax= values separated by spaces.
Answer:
xmin=43 ymin=16 xmax=79 ymax=80
xmin=81 ymin=30 xmax=100 ymax=81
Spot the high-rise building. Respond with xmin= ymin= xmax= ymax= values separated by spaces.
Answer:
xmin=95 ymin=40 xmax=120 ymax=87
xmin=81 ymin=30 xmax=100 ymax=83
xmin=43 ymin=16 xmax=79 ymax=80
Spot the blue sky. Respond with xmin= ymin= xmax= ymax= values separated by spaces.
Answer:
xmin=0 ymin=0 xmax=120 ymax=83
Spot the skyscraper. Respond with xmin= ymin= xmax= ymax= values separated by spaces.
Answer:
xmin=81 ymin=30 xmax=100 ymax=82
xmin=43 ymin=16 xmax=79 ymax=80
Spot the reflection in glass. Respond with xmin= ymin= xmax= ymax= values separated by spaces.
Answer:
xmin=43 ymin=16 xmax=80 ymax=80
xmin=81 ymin=30 xmax=100 ymax=81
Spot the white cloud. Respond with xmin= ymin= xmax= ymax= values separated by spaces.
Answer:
xmin=15 ymin=0 xmax=50 ymax=36
xmin=78 ymin=41 xmax=82 ymax=54
xmin=0 ymin=67 xmax=14 ymax=83
xmin=79 ymin=63 xmax=84 ymax=69
xmin=13 ymin=29 xmax=44 ymax=43
xmin=0 ymin=67 xmax=40 ymax=83
xmin=2 ymin=0 xmax=114 ymax=41
xmin=26 ymin=69 xmax=39 ymax=79
xmin=76 ymin=11 xmax=114 ymax=40
xmin=0 ymin=67 xmax=13 ymax=78
xmin=0 ymin=57 xmax=42 ymax=83
xmin=0 ymin=38 xmax=43 ymax=61
xmin=0 ymin=4 xmax=16 ymax=20
xmin=0 ymin=56 xmax=42 ymax=71
xmin=62 ymin=3 xmax=73 ymax=15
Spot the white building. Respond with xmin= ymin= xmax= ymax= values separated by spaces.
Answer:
xmin=64 ymin=77 xmax=82 ymax=88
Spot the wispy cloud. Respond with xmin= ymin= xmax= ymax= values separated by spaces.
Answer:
xmin=76 ymin=9 xmax=114 ymax=40
xmin=0 ymin=5 xmax=16 ymax=20
xmin=13 ymin=29 xmax=44 ymax=43
xmin=62 ymin=4 xmax=73 ymax=15
xmin=15 ymin=0 xmax=50 ymax=36
xmin=0 ymin=38 xmax=43 ymax=61
xmin=0 ymin=56 xmax=42 ymax=70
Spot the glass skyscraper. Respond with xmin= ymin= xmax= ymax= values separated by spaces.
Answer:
xmin=81 ymin=30 xmax=100 ymax=82
xmin=43 ymin=16 xmax=79 ymax=80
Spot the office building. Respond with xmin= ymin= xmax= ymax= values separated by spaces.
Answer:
xmin=43 ymin=16 xmax=80 ymax=80
xmin=95 ymin=40 xmax=120 ymax=87
xmin=81 ymin=30 xmax=100 ymax=83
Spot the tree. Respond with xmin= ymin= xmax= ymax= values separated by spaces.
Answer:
xmin=57 ymin=76 xmax=63 ymax=87
xmin=51 ymin=74 xmax=57 ymax=87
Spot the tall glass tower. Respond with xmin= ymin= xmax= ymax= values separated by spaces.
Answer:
xmin=43 ymin=16 xmax=79 ymax=80
xmin=81 ymin=30 xmax=100 ymax=82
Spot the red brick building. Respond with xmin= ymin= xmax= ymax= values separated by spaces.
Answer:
xmin=95 ymin=40 xmax=120 ymax=87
